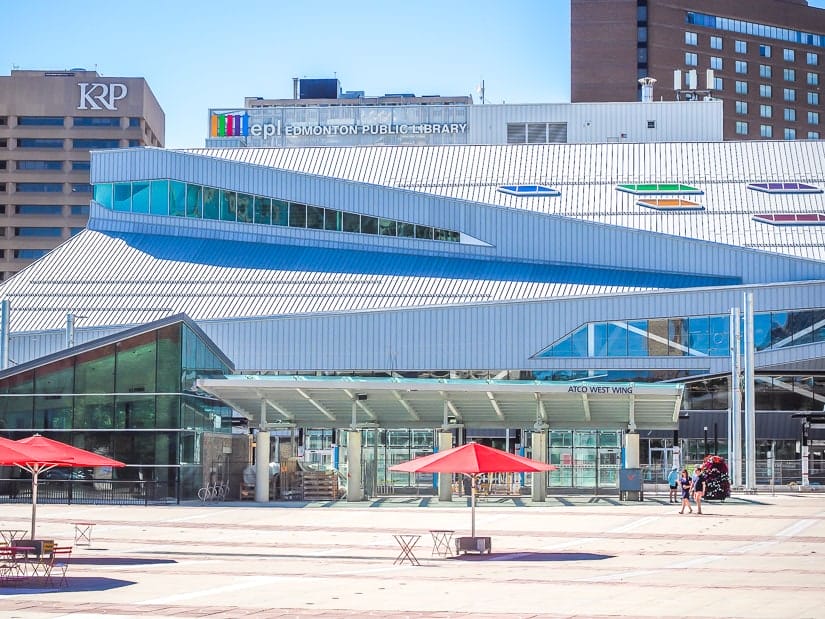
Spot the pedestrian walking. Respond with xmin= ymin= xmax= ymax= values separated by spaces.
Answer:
xmin=692 ymin=465 xmax=705 ymax=515
xmin=667 ymin=466 xmax=679 ymax=503
xmin=678 ymin=469 xmax=693 ymax=514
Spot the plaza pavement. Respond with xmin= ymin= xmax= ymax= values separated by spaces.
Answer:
xmin=0 ymin=490 xmax=824 ymax=619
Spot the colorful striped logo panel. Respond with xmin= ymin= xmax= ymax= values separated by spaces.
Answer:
xmin=210 ymin=113 xmax=250 ymax=137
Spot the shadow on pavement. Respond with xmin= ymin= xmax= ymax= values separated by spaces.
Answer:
xmin=69 ymin=557 xmax=177 ymax=566
xmin=0 ymin=576 xmax=135 ymax=594
xmin=453 ymin=551 xmax=613 ymax=562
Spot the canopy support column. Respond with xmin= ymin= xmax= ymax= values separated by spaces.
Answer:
xmin=255 ymin=400 xmax=270 ymax=502
xmin=346 ymin=430 xmax=364 ymax=501
xmin=437 ymin=431 xmax=453 ymax=502
xmin=530 ymin=430 xmax=547 ymax=502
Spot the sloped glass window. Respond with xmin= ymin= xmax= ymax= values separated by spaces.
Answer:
xmin=747 ymin=182 xmax=823 ymax=194
xmin=752 ymin=213 xmax=825 ymax=225
xmin=636 ymin=198 xmax=704 ymax=211
xmin=617 ymin=183 xmax=702 ymax=195
xmin=497 ymin=185 xmax=561 ymax=197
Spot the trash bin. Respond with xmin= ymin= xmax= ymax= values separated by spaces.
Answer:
xmin=619 ymin=468 xmax=643 ymax=501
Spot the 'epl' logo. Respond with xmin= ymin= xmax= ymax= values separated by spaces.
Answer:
xmin=77 ymin=83 xmax=128 ymax=111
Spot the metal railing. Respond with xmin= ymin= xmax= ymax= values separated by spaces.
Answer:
xmin=0 ymin=478 xmax=175 ymax=505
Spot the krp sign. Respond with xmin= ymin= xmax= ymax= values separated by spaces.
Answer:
xmin=77 ymin=82 xmax=128 ymax=111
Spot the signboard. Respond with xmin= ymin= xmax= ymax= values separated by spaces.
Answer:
xmin=77 ymin=82 xmax=128 ymax=111
xmin=210 ymin=111 xmax=467 ymax=139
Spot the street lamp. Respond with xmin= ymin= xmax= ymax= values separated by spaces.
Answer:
xmin=703 ymin=426 xmax=709 ymax=456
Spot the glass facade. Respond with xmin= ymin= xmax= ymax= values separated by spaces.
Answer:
xmin=687 ymin=12 xmax=825 ymax=48
xmin=93 ymin=179 xmax=464 ymax=244
xmin=549 ymin=430 xmax=622 ymax=489
xmin=0 ymin=321 xmax=233 ymax=500
xmin=537 ymin=308 xmax=825 ymax=358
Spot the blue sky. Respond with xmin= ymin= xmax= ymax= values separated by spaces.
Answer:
xmin=2 ymin=0 xmax=570 ymax=148
xmin=5 ymin=1 xmax=825 ymax=148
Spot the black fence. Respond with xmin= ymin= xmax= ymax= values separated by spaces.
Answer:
xmin=0 ymin=477 xmax=177 ymax=506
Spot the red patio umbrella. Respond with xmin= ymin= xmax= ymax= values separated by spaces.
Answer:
xmin=389 ymin=442 xmax=557 ymax=537
xmin=0 ymin=434 xmax=125 ymax=539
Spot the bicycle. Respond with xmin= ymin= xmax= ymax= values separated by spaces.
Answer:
xmin=197 ymin=480 xmax=229 ymax=502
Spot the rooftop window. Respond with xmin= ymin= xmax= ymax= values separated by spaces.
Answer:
xmin=752 ymin=213 xmax=825 ymax=225
xmin=616 ymin=183 xmax=702 ymax=195
xmin=747 ymin=182 xmax=823 ymax=194
xmin=497 ymin=185 xmax=560 ymax=197
xmin=636 ymin=198 xmax=704 ymax=211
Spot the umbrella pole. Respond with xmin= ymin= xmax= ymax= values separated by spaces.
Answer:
xmin=31 ymin=466 xmax=39 ymax=539
xmin=471 ymin=473 xmax=476 ymax=538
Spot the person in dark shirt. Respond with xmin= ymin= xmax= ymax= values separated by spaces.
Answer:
xmin=678 ymin=469 xmax=693 ymax=514
xmin=692 ymin=465 xmax=705 ymax=515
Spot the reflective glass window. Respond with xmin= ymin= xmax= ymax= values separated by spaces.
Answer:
xmin=785 ymin=127 xmax=797 ymax=139
xmin=685 ymin=52 xmax=698 ymax=66
xmin=324 ymin=209 xmax=342 ymax=231
xmin=2 ymin=371 xmax=34 ymax=429
xmin=16 ymin=182 xmax=63 ymax=192
xmin=17 ymin=160 xmax=63 ymax=171
xmin=71 ymin=183 xmax=93 ymax=193
xmin=34 ymin=357 xmax=73 ymax=430
xmin=760 ymin=84 xmax=772 ymax=97
xmin=708 ymin=315 xmax=730 ymax=356
xmin=688 ymin=316 xmax=710 ymax=354
xmin=784 ymin=108 xmax=797 ymax=121
xmin=415 ymin=225 xmax=433 ymax=239
xmin=668 ymin=318 xmax=688 ymax=356
xmin=18 ymin=138 xmax=64 ymax=148
xmin=736 ymin=60 xmax=747 ymax=74
xmin=592 ymin=323 xmax=607 ymax=356
xmin=93 ymin=183 xmax=112 ymax=208
xmin=289 ymin=202 xmax=306 ymax=227
xmin=72 ymin=139 xmax=120 ymax=149
xmin=132 ymin=182 xmax=150 ymax=213
xmin=203 ymin=187 xmax=219 ymax=220
xmin=760 ymin=44 xmax=771 ymax=58
xmin=18 ymin=116 xmax=64 ymax=126
xmin=808 ymin=131 xmax=820 ymax=139
xmin=784 ymin=68 xmax=796 ymax=82
xmin=253 ymin=196 xmax=271 ymax=224
xmin=606 ymin=323 xmax=627 ymax=356
xmin=343 ymin=212 xmax=360 ymax=232
xmin=397 ymin=222 xmax=415 ymax=237
xmin=16 ymin=205 xmax=62 ymax=215
xmin=379 ymin=218 xmax=397 ymax=236
xmin=736 ymin=81 xmax=748 ymax=94
xmin=150 ymin=180 xmax=169 ymax=216
xmin=710 ymin=36 xmax=722 ymax=50
xmin=760 ymin=64 xmax=772 ymax=79
xmin=219 ymin=190 xmax=236 ymax=221
xmin=710 ymin=56 xmax=722 ymax=70
xmin=808 ymin=72 xmax=819 ymax=86
xmin=361 ymin=215 xmax=378 ymax=234
xmin=15 ymin=227 xmax=61 ymax=237
xmin=753 ymin=313 xmax=772 ymax=350
xmin=306 ymin=205 xmax=324 ymax=229
xmin=808 ymin=52 xmax=819 ymax=65
xmin=770 ymin=312 xmax=791 ymax=347
xmin=185 ymin=184 xmax=202 ymax=218
xmin=784 ymin=48 xmax=795 ymax=62
xmin=71 ymin=160 xmax=90 ymax=171
xmin=809 ymin=111 xmax=820 ymax=124
xmin=169 ymin=181 xmax=186 ymax=217
xmin=73 ymin=117 xmax=120 ymax=127
xmin=113 ymin=183 xmax=132 ymax=212
xmin=736 ymin=101 xmax=748 ymax=115
xmin=74 ymin=345 xmax=116 ymax=430
xmin=685 ymin=31 xmax=697 ymax=46
xmin=735 ymin=121 xmax=748 ymax=135
xmin=272 ymin=199 xmax=288 ymax=225
xmin=761 ymin=104 xmax=773 ymax=118
xmin=735 ymin=40 xmax=747 ymax=54
xmin=236 ymin=193 xmax=253 ymax=223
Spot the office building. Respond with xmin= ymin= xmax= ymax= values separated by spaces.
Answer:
xmin=571 ymin=0 xmax=825 ymax=140
xmin=0 ymin=69 xmax=164 ymax=280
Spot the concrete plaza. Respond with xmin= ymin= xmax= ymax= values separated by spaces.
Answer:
xmin=0 ymin=491 xmax=823 ymax=618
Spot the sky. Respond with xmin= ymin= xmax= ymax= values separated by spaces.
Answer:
xmin=6 ymin=1 xmax=825 ymax=149
xmin=2 ymin=0 xmax=571 ymax=148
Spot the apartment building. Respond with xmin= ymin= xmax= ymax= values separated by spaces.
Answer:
xmin=572 ymin=0 xmax=825 ymax=140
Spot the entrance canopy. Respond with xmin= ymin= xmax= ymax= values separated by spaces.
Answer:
xmin=196 ymin=376 xmax=684 ymax=431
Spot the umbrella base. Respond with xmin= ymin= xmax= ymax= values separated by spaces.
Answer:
xmin=455 ymin=536 xmax=491 ymax=555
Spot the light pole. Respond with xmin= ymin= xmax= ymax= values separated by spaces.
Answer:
xmin=703 ymin=426 xmax=709 ymax=456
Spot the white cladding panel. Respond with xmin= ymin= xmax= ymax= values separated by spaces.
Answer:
xmin=189 ymin=280 xmax=825 ymax=373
